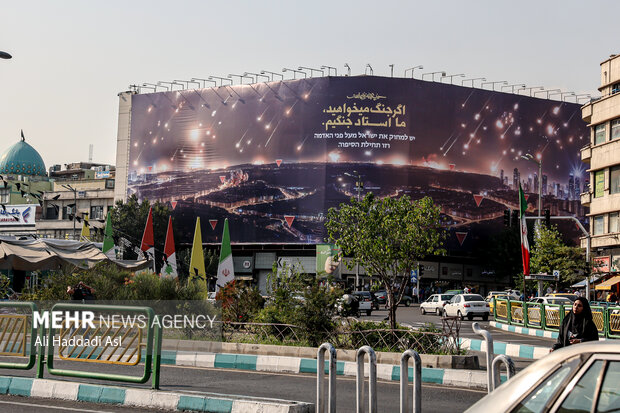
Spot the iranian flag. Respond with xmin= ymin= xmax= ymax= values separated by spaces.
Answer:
xmin=140 ymin=207 xmax=156 ymax=272
xmin=519 ymin=184 xmax=530 ymax=275
xmin=162 ymin=216 xmax=178 ymax=278
xmin=216 ymin=218 xmax=235 ymax=291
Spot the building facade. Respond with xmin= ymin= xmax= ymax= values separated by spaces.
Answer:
xmin=581 ymin=53 xmax=620 ymax=276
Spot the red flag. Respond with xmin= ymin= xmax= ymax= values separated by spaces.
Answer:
xmin=449 ymin=164 xmax=455 ymax=171
xmin=140 ymin=207 xmax=154 ymax=252
xmin=524 ymin=194 xmax=530 ymax=202
xmin=276 ymin=159 xmax=282 ymax=167
xmin=163 ymin=216 xmax=175 ymax=258
xmin=209 ymin=219 xmax=218 ymax=230
xmin=219 ymin=176 xmax=226 ymax=183
xmin=284 ymin=215 xmax=295 ymax=227
xmin=473 ymin=194 xmax=484 ymax=207
xmin=456 ymin=232 xmax=468 ymax=246
xmin=171 ymin=201 xmax=178 ymax=210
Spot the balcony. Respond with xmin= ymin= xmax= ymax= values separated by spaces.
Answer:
xmin=580 ymin=143 xmax=592 ymax=163
xmin=581 ymin=102 xmax=592 ymax=123
xmin=580 ymin=190 xmax=592 ymax=206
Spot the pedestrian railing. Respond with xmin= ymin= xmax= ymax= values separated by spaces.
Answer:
xmin=494 ymin=299 xmax=620 ymax=338
xmin=0 ymin=302 xmax=38 ymax=371
xmin=0 ymin=302 xmax=162 ymax=389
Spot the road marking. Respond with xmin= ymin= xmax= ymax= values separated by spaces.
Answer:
xmin=0 ymin=399 xmax=116 ymax=412
xmin=163 ymin=364 xmax=487 ymax=393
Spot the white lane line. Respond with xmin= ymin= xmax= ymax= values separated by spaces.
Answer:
xmin=0 ymin=399 xmax=117 ymax=413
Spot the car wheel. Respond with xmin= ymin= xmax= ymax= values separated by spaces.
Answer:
xmin=366 ymin=310 xmax=372 ymax=316
xmin=457 ymin=311 xmax=463 ymax=320
xmin=421 ymin=307 xmax=426 ymax=315
xmin=405 ymin=299 xmax=411 ymax=307
xmin=467 ymin=313 xmax=473 ymax=321
xmin=435 ymin=308 xmax=441 ymax=316
xmin=483 ymin=314 xmax=489 ymax=321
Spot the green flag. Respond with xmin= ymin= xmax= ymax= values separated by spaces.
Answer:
xmin=102 ymin=212 xmax=116 ymax=259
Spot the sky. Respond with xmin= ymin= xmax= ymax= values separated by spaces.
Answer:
xmin=1 ymin=0 xmax=619 ymax=169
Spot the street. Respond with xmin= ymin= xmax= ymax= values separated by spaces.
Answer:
xmin=0 ymin=363 xmax=487 ymax=412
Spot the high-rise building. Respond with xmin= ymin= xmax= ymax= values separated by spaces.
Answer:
xmin=500 ymin=169 xmax=504 ymax=186
xmin=513 ymin=168 xmax=519 ymax=190
xmin=534 ymin=173 xmax=539 ymax=193
xmin=575 ymin=176 xmax=581 ymax=199
xmin=568 ymin=173 xmax=575 ymax=200
xmin=542 ymin=175 xmax=548 ymax=196
xmin=581 ymin=53 xmax=620 ymax=264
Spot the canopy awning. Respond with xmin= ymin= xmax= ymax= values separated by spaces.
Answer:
xmin=595 ymin=275 xmax=620 ymax=291
xmin=0 ymin=236 xmax=148 ymax=271
xmin=571 ymin=275 xmax=601 ymax=288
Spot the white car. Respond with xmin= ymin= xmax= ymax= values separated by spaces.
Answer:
xmin=420 ymin=294 xmax=455 ymax=315
xmin=443 ymin=294 xmax=490 ymax=320
xmin=529 ymin=296 xmax=573 ymax=306
xmin=465 ymin=341 xmax=620 ymax=412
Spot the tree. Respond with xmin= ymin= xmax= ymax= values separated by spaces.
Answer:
xmin=110 ymin=194 xmax=170 ymax=269
xmin=520 ymin=224 xmax=589 ymax=292
xmin=325 ymin=194 xmax=445 ymax=329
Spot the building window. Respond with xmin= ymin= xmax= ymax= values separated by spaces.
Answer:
xmin=105 ymin=179 xmax=115 ymax=189
xmin=63 ymin=206 xmax=73 ymax=220
xmin=594 ymin=170 xmax=605 ymax=198
xmin=594 ymin=124 xmax=606 ymax=145
xmin=90 ymin=206 xmax=104 ymax=220
xmin=612 ymin=119 xmax=620 ymax=140
xmin=45 ymin=205 xmax=59 ymax=220
xmin=611 ymin=166 xmax=620 ymax=194
xmin=593 ymin=215 xmax=605 ymax=235
xmin=0 ymin=188 xmax=8 ymax=204
xmin=610 ymin=212 xmax=619 ymax=233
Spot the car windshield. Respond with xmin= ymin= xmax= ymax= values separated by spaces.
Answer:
xmin=464 ymin=295 xmax=484 ymax=302
xmin=441 ymin=295 xmax=453 ymax=300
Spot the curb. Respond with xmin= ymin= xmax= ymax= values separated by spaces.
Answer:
xmin=489 ymin=321 xmax=559 ymax=339
xmin=163 ymin=350 xmax=490 ymax=390
xmin=459 ymin=337 xmax=549 ymax=360
xmin=0 ymin=376 xmax=312 ymax=413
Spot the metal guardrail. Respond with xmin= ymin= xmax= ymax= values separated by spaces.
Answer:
xmin=316 ymin=343 xmax=337 ymax=413
xmin=0 ymin=302 xmax=37 ymax=371
xmin=46 ymin=303 xmax=160 ymax=386
xmin=356 ymin=346 xmax=377 ymax=413
xmin=400 ymin=349 xmax=421 ymax=413
xmin=494 ymin=299 xmax=620 ymax=338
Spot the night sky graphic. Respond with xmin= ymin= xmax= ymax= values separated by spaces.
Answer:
xmin=127 ymin=76 xmax=589 ymax=246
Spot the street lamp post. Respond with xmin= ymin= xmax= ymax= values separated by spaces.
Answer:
xmin=461 ymin=77 xmax=486 ymax=87
xmin=518 ymin=86 xmax=544 ymax=97
xmin=321 ymin=65 xmax=337 ymax=76
xmin=244 ymin=72 xmax=270 ymax=82
xmin=481 ymin=80 xmax=508 ymax=91
xmin=260 ymin=70 xmax=284 ymax=81
xmin=282 ymin=67 xmax=306 ymax=79
xmin=344 ymin=171 xmax=363 ymax=289
xmin=365 ymin=64 xmax=373 ymax=75
xmin=344 ymin=63 xmax=351 ymax=76
xmin=298 ymin=66 xmax=324 ymax=77
xmin=501 ymin=84 xmax=526 ymax=93
xmin=441 ymin=73 xmax=465 ymax=84
xmin=404 ymin=65 xmax=423 ymax=78
xmin=421 ymin=71 xmax=446 ymax=81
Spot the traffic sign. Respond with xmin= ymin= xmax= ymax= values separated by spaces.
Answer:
xmin=552 ymin=270 xmax=560 ymax=279
xmin=410 ymin=269 xmax=418 ymax=284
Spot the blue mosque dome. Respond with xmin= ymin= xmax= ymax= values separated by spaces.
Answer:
xmin=0 ymin=132 xmax=47 ymax=176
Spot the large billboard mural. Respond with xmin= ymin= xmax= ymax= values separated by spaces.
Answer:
xmin=126 ymin=76 xmax=588 ymax=247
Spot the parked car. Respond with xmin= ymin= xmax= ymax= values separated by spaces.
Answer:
xmin=465 ymin=341 xmax=620 ymax=412
xmin=486 ymin=294 xmax=509 ymax=313
xmin=374 ymin=290 xmax=387 ymax=305
xmin=352 ymin=291 xmax=377 ymax=315
xmin=443 ymin=294 xmax=490 ymax=320
xmin=546 ymin=292 xmax=579 ymax=302
xmin=529 ymin=296 xmax=573 ymax=306
xmin=420 ymin=294 xmax=455 ymax=315
xmin=373 ymin=290 xmax=413 ymax=307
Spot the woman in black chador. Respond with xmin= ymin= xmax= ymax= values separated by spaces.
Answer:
xmin=551 ymin=297 xmax=599 ymax=351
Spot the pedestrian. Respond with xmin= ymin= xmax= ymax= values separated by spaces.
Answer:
xmin=608 ymin=292 xmax=618 ymax=303
xmin=550 ymin=297 xmax=598 ymax=352
xmin=67 ymin=281 xmax=96 ymax=302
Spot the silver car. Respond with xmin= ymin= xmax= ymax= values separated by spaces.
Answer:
xmin=465 ymin=341 xmax=620 ymax=412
